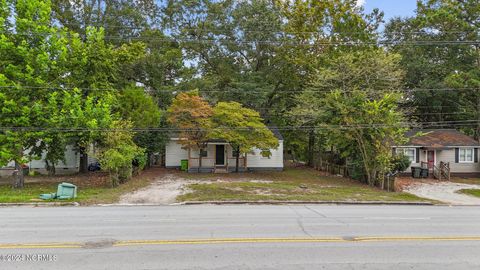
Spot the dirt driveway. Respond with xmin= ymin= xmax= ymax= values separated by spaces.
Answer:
xmin=118 ymin=174 xmax=204 ymax=205
xmin=118 ymin=173 xmax=274 ymax=205
xmin=404 ymin=181 xmax=480 ymax=205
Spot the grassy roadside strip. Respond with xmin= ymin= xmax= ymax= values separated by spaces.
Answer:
xmin=457 ymin=189 xmax=480 ymax=198
xmin=177 ymin=168 xmax=431 ymax=203
xmin=0 ymin=170 xmax=158 ymax=205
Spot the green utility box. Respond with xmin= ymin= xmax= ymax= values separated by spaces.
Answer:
xmin=181 ymin=159 xmax=189 ymax=171
xmin=39 ymin=182 xmax=77 ymax=200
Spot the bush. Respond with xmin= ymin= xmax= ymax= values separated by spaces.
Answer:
xmin=97 ymin=121 xmax=145 ymax=187
xmin=391 ymin=154 xmax=411 ymax=173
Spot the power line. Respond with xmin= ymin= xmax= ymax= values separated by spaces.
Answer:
xmin=1 ymin=120 xmax=479 ymax=132
xmin=0 ymin=85 xmax=477 ymax=93
xmin=1 ymin=31 xmax=478 ymax=46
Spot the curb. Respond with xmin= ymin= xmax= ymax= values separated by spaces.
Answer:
xmin=0 ymin=202 xmax=79 ymax=207
xmin=180 ymin=200 xmax=436 ymax=206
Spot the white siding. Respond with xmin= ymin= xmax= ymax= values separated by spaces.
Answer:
xmin=164 ymin=140 xmax=284 ymax=170
xmin=436 ymin=149 xmax=480 ymax=173
xmin=1 ymin=145 xmax=79 ymax=176
xmin=165 ymin=141 xmax=188 ymax=167
xmin=189 ymin=144 xmax=216 ymax=168
xmin=27 ymin=145 xmax=79 ymax=170
xmin=396 ymin=147 xmax=480 ymax=173
xmin=246 ymin=140 xmax=284 ymax=168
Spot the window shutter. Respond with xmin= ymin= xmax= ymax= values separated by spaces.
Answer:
xmin=475 ymin=148 xmax=478 ymax=163
xmin=416 ymin=148 xmax=420 ymax=163
xmin=392 ymin=147 xmax=396 ymax=156
xmin=455 ymin=148 xmax=459 ymax=163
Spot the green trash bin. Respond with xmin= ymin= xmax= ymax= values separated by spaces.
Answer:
xmin=181 ymin=159 xmax=188 ymax=171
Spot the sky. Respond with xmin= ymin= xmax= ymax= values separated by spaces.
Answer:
xmin=361 ymin=0 xmax=418 ymax=22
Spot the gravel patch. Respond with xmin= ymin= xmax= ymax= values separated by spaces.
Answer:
xmin=118 ymin=174 xmax=211 ymax=205
xmin=404 ymin=182 xmax=480 ymax=205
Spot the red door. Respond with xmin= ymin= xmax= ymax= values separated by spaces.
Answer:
xmin=427 ymin=151 xmax=435 ymax=169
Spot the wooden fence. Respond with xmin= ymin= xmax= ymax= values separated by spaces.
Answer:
xmin=312 ymin=159 xmax=351 ymax=178
xmin=312 ymin=158 xmax=396 ymax=192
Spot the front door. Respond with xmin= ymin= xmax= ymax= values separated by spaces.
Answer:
xmin=427 ymin=150 xmax=435 ymax=169
xmin=215 ymin=145 xmax=225 ymax=165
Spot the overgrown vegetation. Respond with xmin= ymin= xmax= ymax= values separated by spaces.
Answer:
xmin=1 ymin=0 xmax=478 ymax=188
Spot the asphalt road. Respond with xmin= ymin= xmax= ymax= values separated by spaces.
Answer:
xmin=1 ymin=205 xmax=480 ymax=270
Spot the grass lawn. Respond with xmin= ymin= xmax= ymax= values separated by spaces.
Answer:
xmin=177 ymin=167 xmax=429 ymax=202
xmin=0 ymin=168 xmax=159 ymax=205
xmin=457 ymin=189 xmax=480 ymax=198
xmin=450 ymin=178 xmax=480 ymax=185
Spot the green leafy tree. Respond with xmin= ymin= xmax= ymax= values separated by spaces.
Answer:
xmin=167 ymin=91 xmax=213 ymax=171
xmin=117 ymin=85 xmax=166 ymax=166
xmin=51 ymin=0 xmax=158 ymax=41
xmin=210 ymin=102 xmax=279 ymax=172
xmin=290 ymin=49 xmax=405 ymax=165
xmin=59 ymin=90 xmax=115 ymax=172
xmin=385 ymin=0 xmax=479 ymax=133
xmin=322 ymin=91 xmax=406 ymax=185
xmin=97 ymin=120 xmax=144 ymax=187
xmin=58 ymin=27 xmax=145 ymax=172
xmin=0 ymin=0 xmax=69 ymax=187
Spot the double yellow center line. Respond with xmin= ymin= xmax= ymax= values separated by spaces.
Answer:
xmin=2 ymin=236 xmax=480 ymax=249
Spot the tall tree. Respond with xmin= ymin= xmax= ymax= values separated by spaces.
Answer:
xmin=385 ymin=0 xmax=479 ymax=134
xmin=210 ymin=101 xmax=279 ymax=172
xmin=117 ymin=85 xmax=165 ymax=165
xmin=321 ymin=91 xmax=406 ymax=185
xmin=51 ymin=0 xmax=158 ymax=41
xmin=290 ymin=49 xmax=405 ymax=165
xmin=166 ymin=91 xmax=213 ymax=171
xmin=58 ymin=27 xmax=145 ymax=172
xmin=0 ymin=0 xmax=69 ymax=187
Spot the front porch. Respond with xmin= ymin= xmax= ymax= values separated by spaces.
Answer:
xmin=417 ymin=148 xmax=451 ymax=180
xmin=187 ymin=142 xmax=247 ymax=173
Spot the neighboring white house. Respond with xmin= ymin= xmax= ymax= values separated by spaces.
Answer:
xmin=393 ymin=129 xmax=480 ymax=176
xmin=0 ymin=145 xmax=81 ymax=177
xmin=0 ymin=144 xmax=103 ymax=177
xmin=165 ymin=128 xmax=284 ymax=173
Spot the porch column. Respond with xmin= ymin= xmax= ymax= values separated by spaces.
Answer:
xmin=226 ymin=145 xmax=229 ymax=169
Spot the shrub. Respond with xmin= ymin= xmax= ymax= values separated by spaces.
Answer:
xmin=97 ymin=121 xmax=144 ymax=187
xmin=391 ymin=154 xmax=411 ymax=173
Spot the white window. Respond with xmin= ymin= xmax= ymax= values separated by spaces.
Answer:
xmin=396 ymin=148 xmax=416 ymax=162
xmin=459 ymin=148 xmax=474 ymax=163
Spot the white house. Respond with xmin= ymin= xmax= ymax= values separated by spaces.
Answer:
xmin=165 ymin=128 xmax=284 ymax=173
xmin=393 ymin=129 xmax=480 ymax=177
xmin=0 ymin=145 xmax=81 ymax=177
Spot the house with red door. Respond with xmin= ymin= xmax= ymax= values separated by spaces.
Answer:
xmin=393 ymin=129 xmax=480 ymax=177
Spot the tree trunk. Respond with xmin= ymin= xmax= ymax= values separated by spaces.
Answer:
xmin=45 ymin=160 xmax=56 ymax=176
xmin=307 ymin=131 xmax=315 ymax=167
xmin=476 ymin=45 xmax=480 ymax=143
xmin=198 ymin=147 xmax=203 ymax=173
xmin=12 ymin=160 xmax=24 ymax=189
xmin=235 ymin=146 xmax=240 ymax=173
xmin=475 ymin=96 xmax=480 ymax=142
xmin=79 ymin=146 xmax=88 ymax=173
